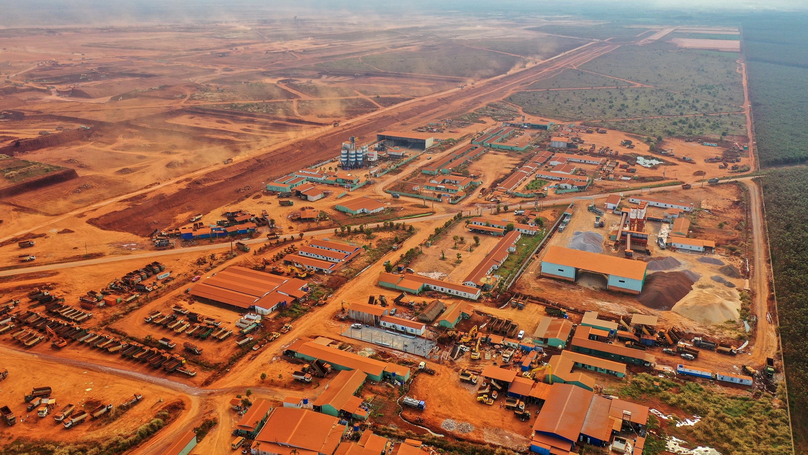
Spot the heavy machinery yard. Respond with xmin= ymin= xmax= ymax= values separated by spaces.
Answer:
xmin=0 ymin=8 xmax=793 ymax=455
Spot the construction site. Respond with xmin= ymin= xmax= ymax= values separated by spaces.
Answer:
xmin=0 ymin=8 xmax=789 ymax=455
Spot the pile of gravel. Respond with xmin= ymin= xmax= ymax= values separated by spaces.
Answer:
xmin=441 ymin=419 xmax=458 ymax=431
xmin=719 ymin=264 xmax=742 ymax=278
xmin=647 ymin=256 xmax=682 ymax=271
xmin=568 ymin=231 xmax=604 ymax=253
xmin=711 ymin=275 xmax=727 ymax=284
xmin=456 ymin=422 xmax=475 ymax=434
xmin=698 ymin=257 xmax=725 ymax=266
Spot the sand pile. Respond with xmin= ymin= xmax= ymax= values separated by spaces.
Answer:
xmin=719 ymin=264 xmax=742 ymax=278
xmin=568 ymin=231 xmax=603 ymax=253
xmin=637 ymin=271 xmax=700 ymax=310
xmin=115 ymin=167 xmax=135 ymax=175
xmin=698 ymin=257 xmax=724 ymax=266
xmin=646 ymin=256 xmax=681 ymax=271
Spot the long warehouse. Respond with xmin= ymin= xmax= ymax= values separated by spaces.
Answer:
xmin=540 ymin=246 xmax=647 ymax=294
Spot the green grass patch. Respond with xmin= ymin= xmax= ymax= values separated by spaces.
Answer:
xmin=495 ymin=231 xmax=545 ymax=284
xmin=509 ymin=87 xmax=740 ymax=122
xmin=527 ymin=23 xmax=647 ymax=41
xmin=0 ymin=156 xmax=64 ymax=185
xmin=526 ymin=68 xmax=633 ymax=90
xmin=617 ymin=373 xmax=792 ymax=455
xmin=587 ymin=113 xmax=746 ymax=140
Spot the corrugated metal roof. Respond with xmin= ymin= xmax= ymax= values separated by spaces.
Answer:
xmin=481 ymin=365 xmax=518 ymax=383
xmin=543 ymin=246 xmax=647 ymax=281
xmin=532 ymin=383 xmax=594 ymax=442
xmin=255 ymin=407 xmax=344 ymax=455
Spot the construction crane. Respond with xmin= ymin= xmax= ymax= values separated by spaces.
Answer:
xmin=523 ymin=363 xmax=552 ymax=383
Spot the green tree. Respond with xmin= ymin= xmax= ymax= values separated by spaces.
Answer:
xmin=260 ymin=373 xmax=267 ymax=381
xmin=505 ymin=223 xmax=515 ymax=232
xmin=473 ymin=235 xmax=480 ymax=246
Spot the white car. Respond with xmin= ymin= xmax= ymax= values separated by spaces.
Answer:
xmin=351 ymin=323 xmax=363 ymax=329
xmin=517 ymin=330 xmax=525 ymax=340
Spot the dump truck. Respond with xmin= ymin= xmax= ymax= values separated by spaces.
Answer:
xmin=120 ymin=394 xmax=143 ymax=408
xmin=235 ymin=242 xmax=250 ymax=252
xmin=402 ymin=397 xmax=425 ymax=410
xmin=292 ymin=371 xmax=312 ymax=383
xmin=692 ymin=337 xmax=717 ymax=351
xmin=184 ymin=342 xmax=202 ymax=355
xmin=544 ymin=307 xmax=567 ymax=318
xmin=279 ymin=200 xmax=294 ymax=207
xmin=18 ymin=240 xmax=35 ymax=248
xmin=676 ymin=343 xmax=700 ymax=359
xmin=708 ymin=178 xmax=720 ymax=185
xmin=19 ymin=255 xmax=36 ymax=262
xmin=0 ymin=369 xmax=7 ymax=381
xmin=766 ymin=358 xmax=775 ymax=377
xmin=91 ymin=404 xmax=113 ymax=419
xmin=681 ymin=183 xmax=692 ymax=190
xmin=54 ymin=404 xmax=75 ymax=422
xmin=24 ymin=386 xmax=52 ymax=403
xmin=63 ymin=410 xmax=88 ymax=429
xmin=158 ymin=337 xmax=176 ymax=349
xmin=716 ymin=346 xmax=737 ymax=356
xmin=418 ymin=362 xmax=436 ymax=375
xmin=1 ymin=405 xmax=15 ymax=426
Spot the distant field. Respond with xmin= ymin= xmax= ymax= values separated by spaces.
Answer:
xmin=218 ymin=101 xmax=296 ymax=117
xmin=668 ymin=33 xmax=741 ymax=41
xmin=285 ymin=82 xmax=357 ymax=98
xmin=190 ymin=82 xmax=298 ymax=102
xmin=0 ymin=156 xmax=65 ymax=187
xmin=320 ymin=44 xmax=525 ymax=79
xmin=297 ymin=98 xmax=377 ymax=118
xmin=472 ymin=36 xmax=585 ymax=58
xmin=587 ymin=113 xmax=747 ymax=140
xmin=526 ymin=23 xmax=647 ymax=41
xmin=509 ymin=87 xmax=740 ymax=122
xmin=525 ymin=69 xmax=633 ymax=89
xmin=508 ymin=43 xmax=746 ymax=140
xmin=580 ymin=44 xmax=744 ymax=104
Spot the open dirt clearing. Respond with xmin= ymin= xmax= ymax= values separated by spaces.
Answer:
xmin=670 ymin=38 xmax=741 ymax=52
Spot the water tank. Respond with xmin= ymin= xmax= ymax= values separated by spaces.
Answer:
xmin=302 ymin=398 xmax=309 ymax=405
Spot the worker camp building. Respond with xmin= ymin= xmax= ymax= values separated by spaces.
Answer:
xmin=531 ymin=383 xmax=649 ymax=455
xmin=540 ymin=246 xmax=647 ymax=294
xmin=627 ymin=196 xmax=693 ymax=212
xmin=571 ymin=326 xmax=656 ymax=367
xmin=286 ymin=338 xmax=411 ymax=382
xmin=380 ymin=315 xmax=426 ymax=336
xmin=253 ymin=407 xmax=346 ymax=455
xmin=532 ymin=316 xmax=574 ymax=349
xmin=378 ymin=272 xmax=481 ymax=300
xmin=463 ymin=231 xmax=521 ymax=289
xmin=335 ymin=196 xmax=386 ymax=215
xmin=313 ymin=369 xmax=369 ymax=420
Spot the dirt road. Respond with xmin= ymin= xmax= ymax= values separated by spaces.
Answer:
xmin=743 ymin=180 xmax=777 ymax=366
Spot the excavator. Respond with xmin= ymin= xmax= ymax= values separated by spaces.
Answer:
xmin=46 ymin=326 xmax=67 ymax=349
xmin=459 ymin=325 xmax=478 ymax=344
xmin=470 ymin=338 xmax=481 ymax=361
xmin=287 ymin=265 xmax=308 ymax=279
xmin=523 ymin=363 xmax=552 ymax=383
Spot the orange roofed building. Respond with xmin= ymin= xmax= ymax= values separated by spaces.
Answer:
xmin=253 ymin=407 xmax=346 ymax=455
xmin=530 ymin=383 xmax=649 ymax=455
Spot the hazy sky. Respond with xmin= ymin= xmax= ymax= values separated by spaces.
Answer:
xmin=0 ymin=0 xmax=806 ymax=28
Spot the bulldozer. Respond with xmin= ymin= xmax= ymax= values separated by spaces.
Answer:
xmin=476 ymin=394 xmax=494 ymax=406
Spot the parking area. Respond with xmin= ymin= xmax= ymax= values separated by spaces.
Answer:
xmin=341 ymin=325 xmax=436 ymax=357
